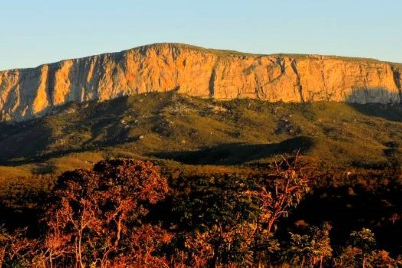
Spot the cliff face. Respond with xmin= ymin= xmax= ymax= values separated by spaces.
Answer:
xmin=1 ymin=43 xmax=402 ymax=122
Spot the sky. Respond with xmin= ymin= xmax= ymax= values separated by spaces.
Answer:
xmin=1 ymin=0 xmax=402 ymax=70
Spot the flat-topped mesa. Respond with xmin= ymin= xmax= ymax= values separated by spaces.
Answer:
xmin=1 ymin=43 xmax=402 ymax=122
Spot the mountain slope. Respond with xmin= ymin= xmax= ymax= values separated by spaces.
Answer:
xmin=1 ymin=92 xmax=402 ymax=178
xmin=1 ymin=43 xmax=402 ymax=122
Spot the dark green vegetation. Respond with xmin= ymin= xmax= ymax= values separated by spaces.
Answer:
xmin=1 ymin=92 xmax=402 ymax=175
xmin=2 ymin=92 xmax=402 ymax=266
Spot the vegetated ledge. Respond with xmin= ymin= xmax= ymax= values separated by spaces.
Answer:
xmin=1 ymin=42 xmax=402 ymax=123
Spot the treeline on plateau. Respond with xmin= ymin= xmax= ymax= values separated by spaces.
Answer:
xmin=1 ymin=159 xmax=402 ymax=267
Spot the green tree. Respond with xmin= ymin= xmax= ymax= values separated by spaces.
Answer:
xmin=287 ymin=222 xmax=332 ymax=267
xmin=171 ymin=175 xmax=259 ymax=267
xmin=350 ymin=228 xmax=376 ymax=268
xmin=337 ymin=228 xmax=377 ymax=268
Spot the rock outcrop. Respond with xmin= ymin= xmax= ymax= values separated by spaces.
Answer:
xmin=1 ymin=43 xmax=402 ymax=122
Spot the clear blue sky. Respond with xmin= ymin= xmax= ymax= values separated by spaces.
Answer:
xmin=1 ymin=0 xmax=401 ymax=70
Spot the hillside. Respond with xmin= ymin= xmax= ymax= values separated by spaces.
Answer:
xmin=2 ymin=94 xmax=402 ymax=266
xmin=1 ymin=92 xmax=402 ymax=179
xmin=1 ymin=43 xmax=402 ymax=122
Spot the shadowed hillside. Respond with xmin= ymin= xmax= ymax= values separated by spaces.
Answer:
xmin=1 ymin=92 xmax=402 ymax=178
xmin=153 ymin=136 xmax=314 ymax=165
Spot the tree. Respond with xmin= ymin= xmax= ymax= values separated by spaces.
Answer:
xmin=259 ymin=160 xmax=310 ymax=235
xmin=336 ymin=229 xmax=394 ymax=268
xmin=43 ymin=159 xmax=170 ymax=267
xmin=286 ymin=222 xmax=332 ymax=267
xmin=349 ymin=228 xmax=376 ymax=268
xmin=336 ymin=245 xmax=362 ymax=268
xmin=337 ymin=228 xmax=377 ymax=268
xmin=171 ymin=175 xmax=258 ymax=267
xmin=0 ymin=226 xmax=38 ymax=267
xmin=247 ymin=156 xmax=311 ymax=266
xmin=369 ymin=250 xmax=395 ymax=267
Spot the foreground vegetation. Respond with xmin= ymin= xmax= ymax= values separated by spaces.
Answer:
xmin=2 ymin=93 xmax=402 ymax=266
xmin=1 ymin=158 xmax=402 ymax=267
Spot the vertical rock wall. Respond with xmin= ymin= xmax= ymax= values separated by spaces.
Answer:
xmin=0 ymin=43 xmax=401 ymax=122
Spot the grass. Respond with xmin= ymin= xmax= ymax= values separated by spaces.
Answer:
xmin=0 ymin=92 xmax=401 ymax=174
xmin=1 ymin=91 xmax=402 ymax=205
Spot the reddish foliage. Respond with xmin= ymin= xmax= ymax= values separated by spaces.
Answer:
xmin=43 ymin=159 xmax=170 ymax=267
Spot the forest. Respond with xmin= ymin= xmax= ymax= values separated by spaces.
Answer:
xmin=1 ymin=156 xmax=402 ymax=267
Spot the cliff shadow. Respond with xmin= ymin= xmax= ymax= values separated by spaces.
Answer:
xmin=346 ymin=87 xmax=402 ymax=122
xmin=0 ymin=97 xmax=129 ymax=165
xmin=151 ymin=136 xmax=314 ymax=165
xmin=0 ymin=120 xmax=53 ymax=165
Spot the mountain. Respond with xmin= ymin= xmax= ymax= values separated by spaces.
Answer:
xmin=2 ymin=46 xmax=402 ymax=266
xmin=1 ymin=43 xmax=402 ymax=122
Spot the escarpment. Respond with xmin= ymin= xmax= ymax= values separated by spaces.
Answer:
xmin=1 ymin=43 xmax=402 ymax=122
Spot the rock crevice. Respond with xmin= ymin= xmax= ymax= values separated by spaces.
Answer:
xmin=290 ymin=60 xmax=305 ymax=103
xmin=391 ymin=66 xmax=402 ymax=103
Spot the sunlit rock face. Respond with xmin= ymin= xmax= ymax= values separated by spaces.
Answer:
xmin=1 ymin=43 xmax=401 ymax=122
